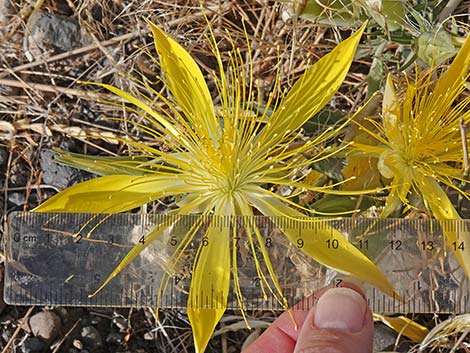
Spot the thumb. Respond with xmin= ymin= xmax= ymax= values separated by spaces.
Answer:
xmin=294 ymin=286 xmax=373 ymax=353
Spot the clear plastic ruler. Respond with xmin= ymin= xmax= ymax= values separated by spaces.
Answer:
xmin=4 ymin=212 xmax=470 ymax=313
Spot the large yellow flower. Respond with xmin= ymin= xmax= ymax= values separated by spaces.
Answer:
xmin=34 ymin=21 xmax=394 ymax=352
xmin=351 ymin=36 xmax=470 ymax=277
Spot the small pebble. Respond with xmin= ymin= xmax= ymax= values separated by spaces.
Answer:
xmin=112 ymin=316 xmax=127 ymax=331
xmin=23 ymin=11 xmax=89 ymax=61
xmin=374 ymin=323 xmax=397 ymax=352
xmin=90 ymin=316 xmax=101 ymax=325
xmin=106 ymin=331 xmax=122 ymax=345
xmin=8 ymin=192 xmax=26 ymax=207
xmin=0 ymin=147 xmax=7 ymax=165
xmin=73 ymin=339 xmax=83 ymax=349
xmin=20 ymin=336 xmax=46 ymax=353
xmin=28 ymin=310 xmax=62 ymax=341
xmin=0 ymin=265 xmax=7 ymax=314
xmin=80 ymin=326 xmax=102 ymax=348
xmin=0 ymin=314 xmax=14 ymax=325
xmin=39 ymin=150 xmax=90 ymax=189
xmin=0 ymin=0 xmax=15 ymax=23
xmin=1 ymin=327 xmax=14 ymax=342
xmin=143 ymin=330 xmax=156 ymax=340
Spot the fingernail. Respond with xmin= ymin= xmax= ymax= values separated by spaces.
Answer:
xmin=313 ymin=287 xmax=367 ymax=333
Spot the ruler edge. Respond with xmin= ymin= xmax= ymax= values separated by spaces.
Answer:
xmin=4 ymin=211 xmax=470 ymax=313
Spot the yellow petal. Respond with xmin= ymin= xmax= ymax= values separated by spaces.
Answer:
xmin=187 ymin=219 xmax=231 ymax=353
xmin=54 ymin=149 xmax=148 ymax=176
xmin=89 ymin=219 xmax=174 ymax=297
xmin=381 ymin=187 xmax=404 ymax=218
xmin=245 ymin=186 xmax=398 ymax=298
xmin=418 ymin=176 xmax=470 ymax=277
xmin=147 ymin=21 xmax=218 ymax=144
xmin=33 ymin=175 xmax=187 ymax=213
xmin=342 ymin=155 xmax=382 ymax=190
xmin=382 ymin=74 xmax=400 ymax=135
xmin=258 ymin=22 xmax=367 ymax=146
xmin=374 ymin=313 xmax=429 ymax=342
xmin=93 ymin=82 xmax=182 ymax=140
xmin=417 ymin=35 xmax=470 ymax=130
xmin=432 ymin=34 xmax=470 ymax=109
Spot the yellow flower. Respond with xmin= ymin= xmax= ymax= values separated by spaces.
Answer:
xmin=351 ymin=36 xmax=470 ymax=277
xmin=34 ymin=21 xmax=395 ymax=352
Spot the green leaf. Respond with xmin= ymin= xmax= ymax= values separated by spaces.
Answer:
xmin=299 ymin=0 xmax=361 ymax=27
xmin=303 ymin=109 xmax=346 ymax=136
xmin=381 ymin=0 xmax=406 ymax=31
xmin=367 ymin=41 xmax=387 ymax=95
xmin=416 ymin=29 xmax=457 ymax=66
xmin=310 ymin=195 xmax=373 ymax=214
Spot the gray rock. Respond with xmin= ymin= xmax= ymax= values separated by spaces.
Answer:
xmin=112 ymin=316 xmax=127 ymax=331
xmin=39 ymin=150 xmax=87 ymax=189
xmin=143 ymin=330 xmax=155 ymax=340
xmin=8 ymin=192 xmax=26 ymax=207
xmin=80 ymin=326 xmax=102 ymax=349
xmin=0 ymin=264 xmax=7 ymax=315
xmin=0 ymin=0 xmax=15 ymax=23
xmin=374 ymin=323 xmax=398 ymax=352
xmin=73 ymin=339 xmax=83 ymax=349
xmin=28 ymin=310 xmax=62 ymax=341
xmin=23 ymin=11 xmax=89 ymax=62
xmin=106 ymin=332 xmax=122 ymax=345
xmin=1 ymin=327 xmax=13 ymax=342
xmin=0 ymin=147 xmax=7 ymax=165
xmin=20 ymin=336 xmax=46 ymax=353
xmin=0 ymin=314 xmax=14 ymax=325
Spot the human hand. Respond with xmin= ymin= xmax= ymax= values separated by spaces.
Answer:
xmin=242 ymin=282 xmax=373 ymax=353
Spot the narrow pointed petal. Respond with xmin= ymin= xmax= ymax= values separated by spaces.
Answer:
xmin=382 ymin=74 xmax=400 ymax=135
xmin=147 ymin=21 xmax=218 ymax=144
xmin=374 ymin=314 xmax=429 ymax=342
xmin=54 ymin=149 xmax=149 ymax=176
xmin=259 ymin=22 xmax=367 ymax=145
xmin=418 ymin=176 xmax=470 ymax=277
xmin=432 ymin=35 xmax=470 ymax=110
xmin=95 ymin=83 xmax=182 ymax=140
xmin=187 ymin=221 xmax=230 ymax=353
xmin=245 ymin=186 xmax=397 ymax=298
xmin=89 ymin=220 xmax=173 ymax=297
xmin=33 ymin=175 xmax=187 ymax=213
xmin=381 ymin=187 xmax=404 ymax=218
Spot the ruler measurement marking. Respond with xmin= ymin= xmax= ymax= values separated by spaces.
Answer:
xmin=5 ymin=213 xmax=470 ymax=313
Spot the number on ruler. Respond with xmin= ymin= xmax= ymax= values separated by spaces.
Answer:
xmin=390 ymin=240 xmax=402 ymax=250
xmin=421 ymin=241 xmax=434 ymax=251
xmin=358 ymin=239 xmax=368 ymax=249
xmin=326 ymin=239 xmax=339 ymax=249
xmin=452 ymin=241 xmax=465 ymax=251
xmin=265 ymin=237 xmax=272 ymax=247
